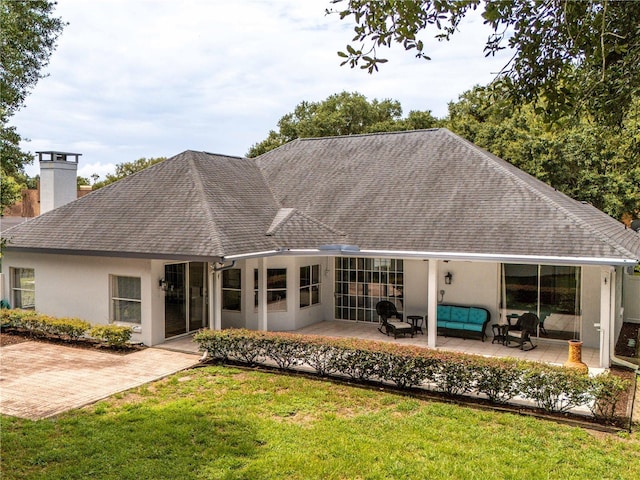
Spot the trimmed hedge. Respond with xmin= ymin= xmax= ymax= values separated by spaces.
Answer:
xmin=194 ymin=328 xmax=631 ymax=424
xmin=89 ymin=325 xmax=133 ymax=347
xmin=0 ymin=309 xmax=132 ymax=346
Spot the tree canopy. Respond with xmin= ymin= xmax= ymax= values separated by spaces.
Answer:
xmin=247 ymin=91 xmax=438 ymax=157
xmin=331 ymin=0 xmax=640 ymax=126
xmin=92 ymin=157 xmax=167 ymax=190
xmin=444 ymin=86 xmax=640 ymax=220
xmin=0 ymin=0 xmax=65 ymax=212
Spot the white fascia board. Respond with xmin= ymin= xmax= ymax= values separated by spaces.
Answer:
xmin=223 ymin=250 xmax=282 ymax=261
xmin=222 ymin=248 xmax=638 ymax=266
xmin=358 ymin=249 xmax=638 ymax=266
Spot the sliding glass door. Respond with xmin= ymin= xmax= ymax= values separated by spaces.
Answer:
xmin=164 ymin=262 xmax=208 ymax=338
xmin=501 ymin=264 xmax=581 ymax=340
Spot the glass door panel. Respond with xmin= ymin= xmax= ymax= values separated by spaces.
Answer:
xmin=501 ymin=264 xmax=581 ymax=340
xmin=188 ymin=262 xmax=207 ymax=331
xmin=165 ymin=263 xmax=187 ymax=338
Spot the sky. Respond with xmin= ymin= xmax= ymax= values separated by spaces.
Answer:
xmin=12 ymin=0 xmax=514 ymax=181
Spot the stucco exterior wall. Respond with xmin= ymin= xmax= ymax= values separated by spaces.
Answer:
xmin=435 ymin=260 xmax=501 ymax=322
xmin=221 ymin=256 xmax=328 ymax=332
xmin=1 ymin=252 xmax=156 ymax=345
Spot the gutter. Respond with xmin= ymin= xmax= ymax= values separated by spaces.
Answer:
xmin=211 ymin=260 xmax=236 ymax=272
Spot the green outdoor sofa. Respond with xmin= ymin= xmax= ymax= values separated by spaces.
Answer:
xmin=436 ymin=304 xmax=491 ymax=342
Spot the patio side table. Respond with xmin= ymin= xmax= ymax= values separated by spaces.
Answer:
xmin=407 ymin=315 xmax=424 ymax=335
xmin=491 ymin=323 xmax=508 ymax=345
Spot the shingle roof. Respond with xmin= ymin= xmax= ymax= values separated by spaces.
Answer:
xmin=255 ymin=129 xmax=640 ymax=263
xmin=2 ymin=151 xmax=280 ymax=260
xmin=3 ymin=129 xmax=639 ymax=264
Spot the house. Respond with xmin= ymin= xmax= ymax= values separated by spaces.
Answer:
xmin=2 ymin=129 xmax=639 ymax=368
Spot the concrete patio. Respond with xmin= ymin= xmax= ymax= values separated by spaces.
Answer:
xmin=159 ymin=320 xmax=601 ymax=369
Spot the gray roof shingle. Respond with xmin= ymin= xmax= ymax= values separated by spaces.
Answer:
xmin=3 ymin=129 xmax=639 ymax=264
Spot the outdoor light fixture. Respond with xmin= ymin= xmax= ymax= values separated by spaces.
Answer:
xmin=159 ymin=278 xmax=168 ymax=291
xmin=444 ymin=272 xmax=453 ymax=285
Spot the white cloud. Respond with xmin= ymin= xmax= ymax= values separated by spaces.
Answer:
xmin=14 ymin=0 xmax=513 ymax=179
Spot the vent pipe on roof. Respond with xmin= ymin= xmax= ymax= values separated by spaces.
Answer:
xmin=37 ymin=151 xmax=81 ymax=214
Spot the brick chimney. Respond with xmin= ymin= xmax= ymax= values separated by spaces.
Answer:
xmin=37 ymin=151 xmax=82 ymax=214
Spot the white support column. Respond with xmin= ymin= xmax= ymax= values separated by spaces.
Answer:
xmin=599 ymin=266 xmax=613 ymax=368
xmin=427 ymin=259 xmax=438 ymax=348
xmin=258 ymin=257 xmax=268 ymax=331
xmin=209 ymin=264 xmax=221 ymax=330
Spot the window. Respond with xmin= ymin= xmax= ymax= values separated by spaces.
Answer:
xmin=502 ymin=264 xmax=581 ymax=340
xmin=11 ymin=268 xmax=35 ymax=309
xmin=334 ymin=258 xmax=403 ymax=322
xmin=254 ymin=268 xmax=287 ymax=312
xmin=111 ymin=275 xmax=141 ymax=324
xmin=222 ymin=268 xmax=242 ymax=311
xmin=300 ymin=265 xmax=320 ymax=308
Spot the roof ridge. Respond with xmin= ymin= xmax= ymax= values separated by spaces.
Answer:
xmin=294 ymin=128 xmax=441 ymax=143
xmin=443 ymin=129 xmax=636 ymax=259
xmin=201 ymin=151 xmax=247 ymax=160
xmin=188 ymin=153 xmax=225 ymax=257
xmin=266 ymin=208 xmax=297 ymax=235
xmin=266 ymin=208 xmax=346 ymax=237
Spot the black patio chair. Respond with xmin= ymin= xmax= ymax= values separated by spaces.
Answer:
xmin=376 ymin=300 xmax=413 ymax=339
xmin=505 ymin=312 xmax=540 ymax=351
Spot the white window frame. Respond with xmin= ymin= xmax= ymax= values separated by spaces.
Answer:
xmin=299 ymin=264 xmax=321 ymax=308
xmin=110 ymin=275 xmax=142 ymax=324
xmin=222 ymin=268 xmax=242 ymax=311
xmin=254 ymin=268 xmax=288 ymax=312
xmin=11 ymin=267 xmax=35 ymax=310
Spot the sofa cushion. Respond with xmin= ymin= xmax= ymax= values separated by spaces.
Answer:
xmin=437 ymin=305 xmax=451 ymax=321
xmin=468 ymin=307 xmax=488 ymax=325
xmin=450 ymin=306 xmax=469 ymax=323
xmin=444 ymin=321 xmax=465 ymax=330
xmin=462 ymin=323 xmax=484 ymax=332
xmin=437 ymin=320 xmax=448 ymax=328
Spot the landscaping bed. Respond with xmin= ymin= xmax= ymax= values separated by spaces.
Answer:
xmin=0 ymin=309 xmax=141 ymax=354
xmin=195 ymin=328 xmax=636 ymax=430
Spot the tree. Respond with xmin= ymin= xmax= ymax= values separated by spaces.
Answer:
xmin=1 ymin=0 xmax=65 ymax=212
xmin=92 ymin=157 xmax=167 ymax=189
xmin=331 ymin=0 xmax=640 ymax=126
xmin=445 ymin=85 xmax=640 ymax=220
xmin=0 ymin=174 xmax=21 ymax=215
xmin=247 ymin=91 xmax=438 ymax=157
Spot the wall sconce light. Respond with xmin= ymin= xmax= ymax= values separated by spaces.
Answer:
xmin=444 ymin=272 xmax=453 ymax=285
xmin=159 ymin=278 xmax=168 ymax=291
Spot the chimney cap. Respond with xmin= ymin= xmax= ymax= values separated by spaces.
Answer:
xmin=36 ymin=151 xmax=82 ymax=163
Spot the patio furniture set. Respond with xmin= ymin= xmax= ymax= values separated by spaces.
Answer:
xmin=376 ymin=300 xmax=540 ymax=351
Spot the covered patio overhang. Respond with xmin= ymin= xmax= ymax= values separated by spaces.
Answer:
xmin=207 ymin=246 xmax=628 ymax=368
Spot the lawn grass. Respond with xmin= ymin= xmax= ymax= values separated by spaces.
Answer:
xmin=1 ymin=365 xmax=639 ymax=479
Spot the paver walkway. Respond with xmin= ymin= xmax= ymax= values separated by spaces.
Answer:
xmin=0 ymin=341 xmax=200 ymax=420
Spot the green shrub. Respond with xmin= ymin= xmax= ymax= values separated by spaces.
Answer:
xmin=192 ymin=329 xmax=630 ymax=424
xmin=474 ymin=358 xmax=524 ymax=404
xmin=0 ymin=308 xmax=37 ymax=328
xmin=521 ymin=366 xmax=591 ymax=413
xmin=588 ymin=372 xmax=630 ymax=422
xmin=41 ymin=316 xmax=91 ymax=339
xmin=89 ymin=324 xmax=133 ymax=347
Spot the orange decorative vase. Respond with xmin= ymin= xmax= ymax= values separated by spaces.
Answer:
xmin=564 ymin=340 xmax=588 ymax=373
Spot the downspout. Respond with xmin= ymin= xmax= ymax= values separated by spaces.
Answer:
xmin=212 ymin=260 xmax=236 ymax=272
